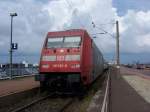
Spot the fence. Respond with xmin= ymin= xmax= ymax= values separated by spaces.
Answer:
xmin=0 ymin=67 xmax=38 ymax=79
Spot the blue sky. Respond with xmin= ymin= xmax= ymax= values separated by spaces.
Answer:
xmin=113 ymin=0 xmax=150 ymax=16
xmin=0 ymin=0 xmax=150 ymax=64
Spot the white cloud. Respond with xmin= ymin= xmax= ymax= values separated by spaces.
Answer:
xmin=0 ymin=0 xmax=116 ymax=56
xmin=137 ymin=34 xmax=150 ymax=47
xmin=118 ymin=10 xmax=150 ymax=53
xmin=43 ymin=0 xmax=116 ymax=53
xmin=0 ymin=0 xmax=52 ymax=55
xmin=1 ymin=0 xmax=150 ymax=58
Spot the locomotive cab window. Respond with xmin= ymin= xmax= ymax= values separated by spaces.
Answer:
xmin=47 ymin=36 xmax=81 ymax=48
xmin=64 ymin=36 xmax=81 ymax=48
xmin=64 ymin=36 xmax=81 ymax=42
xmin=47 ymin=37 xmax=63 ymax=48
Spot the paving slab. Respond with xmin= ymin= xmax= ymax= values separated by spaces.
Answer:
xmin=110 ymin=68 xmax=150 ymax=112
xmin=0 ymin=76 xmax=39 ymax=96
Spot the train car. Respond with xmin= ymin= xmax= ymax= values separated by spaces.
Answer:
xmin=35 ymin=29 xmax=104 ymax=93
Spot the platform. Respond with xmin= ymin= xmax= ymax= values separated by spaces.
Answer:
xmin=0 ymin=76 xmax=39 ymax=97
xmin=110 ymin=67 xmax=150 ymax=112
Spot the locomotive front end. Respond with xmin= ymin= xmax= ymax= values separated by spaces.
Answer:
xmin=40 ymin=36 xmax=81 ymax=73
xmin=37 ymin=32 xmax=83 ymax=92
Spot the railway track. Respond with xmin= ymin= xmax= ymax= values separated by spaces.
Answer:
xmin=0 ymin=70 xmax=107 ymax=112
xmin=11 ymin=94 xmax=53 ymax=112
xmin=10 ymin=93 xmax=74 ymax=112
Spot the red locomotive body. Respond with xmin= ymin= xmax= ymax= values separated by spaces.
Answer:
xmin=36 ymin=29 xmax=104 ymax=93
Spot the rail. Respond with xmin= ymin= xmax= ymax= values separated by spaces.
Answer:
xmin=11 ymin=94 xmax=54 ymax=112
xmin=11 ymin=92 xmax=74 ymax=112
xmin=101 ymin=68 xmax=111 ymax=112
xmin=59 ymin=99 xmax=74 ymax=112
xmin=0 ymin=74 xmax=38 ymax=80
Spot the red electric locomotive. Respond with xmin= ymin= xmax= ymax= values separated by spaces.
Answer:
xmin=36 ymin=29 xmax=104 ymax=93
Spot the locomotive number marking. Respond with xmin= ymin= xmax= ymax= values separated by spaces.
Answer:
xmin=52 ymin=64 xmax=68 ymax=68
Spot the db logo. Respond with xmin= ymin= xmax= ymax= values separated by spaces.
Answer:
xmin=57 ymin=56 xmax=65 ymax=61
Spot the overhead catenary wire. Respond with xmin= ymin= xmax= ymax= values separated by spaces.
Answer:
xmin=65 ymin=0 xmax=115 ymax=39
xmin=98 ymin=22 xmax=116 ymax=26
xmin=82 ymin=0 xmax=115 ymax=34
xmin=91 ymin=21 xmax=116 ymax=63
xmin=65 ymin=0 xmax=117 ymax=64
xmin=82 ymin=0 xmax=116 ymax=62
xmin=92 ymin=22 xmax=115 ymax=38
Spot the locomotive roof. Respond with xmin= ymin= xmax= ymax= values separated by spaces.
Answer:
xmin=47 ymin=29 xmax=89 ymax=37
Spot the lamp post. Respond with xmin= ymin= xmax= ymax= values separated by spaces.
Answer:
xmin=10 ymin=12 xmax=17 ymax=79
